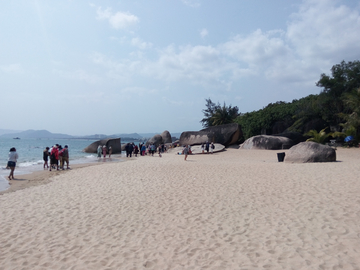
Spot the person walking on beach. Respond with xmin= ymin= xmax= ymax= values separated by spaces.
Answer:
xmin=43 ymin=147 xmax=50 ymax=169
xmin=134 ymin=145 xmax=139 ymax=157
xmin=58 ymin=145 xmax=64 ymax=169
xmin=150 ymin=144 xmax=156 ymax=156
xmin=97 ymin=145 xmax=102 ymax=158
xmin=183 ymin=145 xmax=189 ymax=161
xmin=210 ymin=142 xmax=215 ymax=154
xmin=108 ymin=146 xmax=112 ymax=158
xmin=141 ymin=144 xmax=146 ymax=156
xmin=50 ymin=145 xmax=59 ymax=171
xmin=158 ymin=145 xmax=162 ymax=157
xmin=102 ymin=145 xmax=107 ymax=158
xmin=61 ymin=145 xmax=70 ymax=169
xmin=7 ymin=147 xmax=18 ymax=180
xmin=205 ymin=141 xmax=210 ymax=153
xmin=125 ymin=143 xmax=134 ymax=157
xmin=201 ymin=143 xmax=205 ymax=154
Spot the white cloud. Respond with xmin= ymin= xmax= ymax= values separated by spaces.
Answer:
xmin=152 ymin=45 xmax=241 ymax=86
xmin=217 ymin=0 xmax=360 ymax=84
xmin=91 ymin=0 xmax=360 ymax=92
xmin=200 ymin=28 xmax=208 ymax=38
xmin=222 ymin=29 xmax=289 ymax=67
xmin=96 ymin=7 xmax=139 ymax=29
xmin=287 ymin=0 xmax=360 ymax=62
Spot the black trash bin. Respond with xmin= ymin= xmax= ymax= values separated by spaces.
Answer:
xmin=277 ymin=152 xmax=285 ymax=162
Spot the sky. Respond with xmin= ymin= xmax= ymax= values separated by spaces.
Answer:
xmin=1 ymin=0 xmax=360 ymax=136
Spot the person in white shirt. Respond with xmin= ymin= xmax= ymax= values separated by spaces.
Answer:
xmin=7 ymin=147 xmax=19 ymax=180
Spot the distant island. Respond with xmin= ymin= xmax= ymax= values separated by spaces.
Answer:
xmin=0 ymin=129 xmax=181 ymax=141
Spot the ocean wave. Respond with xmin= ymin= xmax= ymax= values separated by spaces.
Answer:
xmin=18 ymin=160 xmax=44 ymax=167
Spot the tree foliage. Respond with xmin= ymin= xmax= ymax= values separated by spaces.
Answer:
xmin=236 ymin=101 xmax=297 ymax=139
xmin=202 ymin=60 xmax=360 ymax=144
xmin=200 ymin=98 xmax=239 ymax=128
xmin=316 ymin=60 xmax=360 ymax=126
xmin=304 ymin=128 xmax=332 ymax=144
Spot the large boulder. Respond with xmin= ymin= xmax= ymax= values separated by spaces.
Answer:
xmin=160 ymin=130 xmax=172 ymax=144
xmin=178 ymin=131 xmax=209 ymax=146
xmin=240 ymin=135 xmax=294 ymax=150
xmin=146 ymin=130 xmax=173 ymax=147
xmin=179 ymin=123 xmax=242 ymax=146
xmin=83 ymin=138 xmax=122 ymax=153
xmin=146 ymin=134 xmax=163 ymax=146
xmin=285 ymin=141 xmax=336 ymax=163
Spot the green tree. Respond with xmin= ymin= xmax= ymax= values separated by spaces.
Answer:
xmin=316 ymin=60 xmax=360 ymax=126
xmin=288 ymin=95 xmax=323 ymax=133
xmin=341 ymin=88 xmax=360 ymax=129
xmin=236 ymin=101 xmax=297 ymax=139
xmin=336 ymin=88 xmax=360 ymax=141
xmin=200 ymin=98 xmax=239 ymax=127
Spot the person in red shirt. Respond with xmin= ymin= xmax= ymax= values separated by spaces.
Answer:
xmin=50 ymin=144 xmax=59 ymax=171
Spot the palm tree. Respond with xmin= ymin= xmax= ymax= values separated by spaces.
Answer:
xmin=201 ymin=99 xmax=239 ymax=127
xmin=211 ymin=103 xmax=239 ymax=126
xmin=304 ymin=128 xmax=332 ymax=144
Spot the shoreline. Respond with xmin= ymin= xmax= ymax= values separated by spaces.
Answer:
xmin=0 ymin=155 xmax=125 ymax=195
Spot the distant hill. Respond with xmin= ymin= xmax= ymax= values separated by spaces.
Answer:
xmin=0 ymin=130 xmax=182 ymax=140
xmin=0 ymin=129 xmax=23 ymax=136
xmin=113 ymin=133 xmax=143 ymax=139
xmin=0 ymin=129 xmax=74 ymax=139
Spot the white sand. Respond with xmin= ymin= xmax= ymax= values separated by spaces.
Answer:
xmin=1 ymin=148 xmax=360 ymax=269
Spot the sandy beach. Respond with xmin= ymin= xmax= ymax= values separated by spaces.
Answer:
xmin=0 ymin=147 xmax=360 ymax=269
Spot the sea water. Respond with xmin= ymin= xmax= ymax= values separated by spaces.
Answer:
xmin=0 ymin=138 xmax=129 ymax=192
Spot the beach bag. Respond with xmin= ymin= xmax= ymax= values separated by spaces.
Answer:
xmin=211 ymin=144 xmax=215 ymax=149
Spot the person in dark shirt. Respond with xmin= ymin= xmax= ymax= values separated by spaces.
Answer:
xmin=43 ymin=147 xmax=50 ymax=169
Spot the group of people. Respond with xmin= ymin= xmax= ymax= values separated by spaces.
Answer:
xmin=124 ymin=142 xmax=168 ymax=158
xmin=43 ymin=144 xmax=70 ymax=171
xmin=181 ymin=142 xmax=215 ymax=161
xmin=97 ymin=145 xmax=112 ymax=158
xmin=201 ymin=142 xmax=215 ymax=154
xmin=6 ymin=144 xmax=70 ymax=181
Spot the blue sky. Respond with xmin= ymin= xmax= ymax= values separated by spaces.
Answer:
xmin=1 ymin=0 xmax=360 ymax=136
